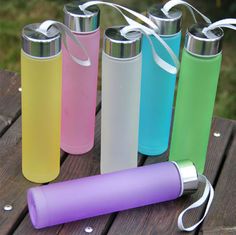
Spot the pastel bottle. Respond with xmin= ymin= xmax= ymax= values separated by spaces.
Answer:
xmin=28 ymin=160 xmax=198 ymax=229
xmin=169 ymin=24 xmax=224 ymax=173
xmin=21 ymin=24 xmax=62 ymax=183
xmin=138 ymin=4 xmax=182 ymax=156
xmin=61 ymin=3 xmax=100 ymax=154
xmin=101 ymin=26 xmax=142 ymax=174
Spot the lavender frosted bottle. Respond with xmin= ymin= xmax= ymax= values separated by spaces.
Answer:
xmin=27 ymin=160 xmax=198 ymax=229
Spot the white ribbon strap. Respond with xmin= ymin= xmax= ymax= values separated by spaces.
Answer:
xmin=121 ymin=25 xmax=179 ymax=75
xmin=162 ymin=0 xmax=211 ymax=24
xmin=79 ymin=1 xmax=179 ymax=74
xmin=178 ymin=175 xmax=214 ymax=232
xmin=37 ymin=20 xmax=91 ymax=66
xmin=202 ymin=18 xmax=236 ymax=36
xmin=79 ymin=1 xmax=159 ymax=33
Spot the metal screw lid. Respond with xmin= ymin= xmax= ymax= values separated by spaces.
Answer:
xmin=148 ymin=3 xmax=182 ymax=36
xmin=22 ymin=23 xmax=61 ymax=58
xmin=174 ymin=160 xmax=199 ymax=195
xmin=103 ymin=26 xmax=142 ymax=59
xmin=64 ymin=1 xmax=100 ymax=33
xmin=185 ymin=23 xmax=224 ymax=57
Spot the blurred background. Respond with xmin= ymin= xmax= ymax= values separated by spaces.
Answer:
xmin=0 ymin=0 xmax=235 ymax=119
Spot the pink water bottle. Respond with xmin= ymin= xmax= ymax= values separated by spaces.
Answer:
xmin=61 ymin=3 xmax=100 ymax=154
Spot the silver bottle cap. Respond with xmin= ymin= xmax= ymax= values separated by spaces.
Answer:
xmin=103 ymin=26 xmax=142 ymax=59
xmin=64 ymin=2 xmax=100 ymax=33
xmin=148 ymin=3 xmax=182 ymax=36
xmin=175 ymin=160 xmax=199 ymax=195
xmin=22 ymin=23 xmax=61 ymax=58
xmin=185 ymin=23 xmax=224 ymax=57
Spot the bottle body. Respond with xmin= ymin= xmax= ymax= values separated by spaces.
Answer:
xmin=61 ymin=30 xmax=100 ymax=154
xmin=101 ymin=52 xmax=142 ymax=173
xmin=139 ymin=32 xmax=181 ymax=156
xmin=28 ymin=161 xmax=181 ymax=229
xmin=21 ymin=51 xmax=62 ymax=183
xmin=169 ymin=48 xmax=222 ymax=173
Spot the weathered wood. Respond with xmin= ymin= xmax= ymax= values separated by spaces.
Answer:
xmin=200 ymin=129 xmax=236 ymax=235
xmin=13 ymin=97 xmax=145 ymax=235
xmin=0 ymin=70 xmax=21 ymax=136
xmin=0 ymin=79 xmax=101 ymax=235
xmin=1 ymin=67 xmax=236 ymax=235
xmin=107 ymin=118 xmax=235 ymax=235
xmin=0 ymin=117 xmax=68 ymax=235
xmin=13 ymin=112 xmax=109 ymax=235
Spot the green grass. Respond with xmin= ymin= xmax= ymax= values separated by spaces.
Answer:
xmin=0 ymin=0 xmax=235 ymax=119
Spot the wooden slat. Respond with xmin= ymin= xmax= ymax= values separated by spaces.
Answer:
xmin=13 ymin=112 xmax=111 ymax=235
xmin=0 ymin=70 xmax=21 ymax=136
xmin=12 ymin=94 xmax=102 ymax=235
xmin=0 ymin=79 xmax=101 ymax=234
xmin=0 ymin=116 xmax=69 ymax=235
xmin=0 ymin=118 xmax=33 ymax=235
xmin=106 ymin=117 xmax=235 ymax=235
xmin=200 ymin=129 xmax=236 ymax=235
xmin=13 ymin=97 xmax=146 ymax=235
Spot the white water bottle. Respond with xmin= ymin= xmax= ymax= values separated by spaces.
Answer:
xmin=101 ymin=26 xmax=142 ymax=174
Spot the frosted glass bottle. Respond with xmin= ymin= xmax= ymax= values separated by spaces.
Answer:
xmin=101 ymin=26 xmax=142 ymax=174
xmin=21 ymin=24 xmax=62 ymax=183
xmin=169 ymin=24 xmax=224 ymax=173
xmin=139 ymin=4 xmax=182 ymax=155
xmin=27 ymin=160 xmax=198 ymax=229
xmin=61 ymin=3 xmax=100 ymax=154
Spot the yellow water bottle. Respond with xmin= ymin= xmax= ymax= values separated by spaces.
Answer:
xmin=21 ymin=23 xmax=62 ymax=183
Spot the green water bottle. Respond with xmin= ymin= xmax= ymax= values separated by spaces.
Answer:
xmin=169 ymin=23 xmax=224 ymax=174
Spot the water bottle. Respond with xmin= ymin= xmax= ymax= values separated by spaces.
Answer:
xmin=169 ymin=23 xmax=224 ymax=173
xmin=101 ymin=26 xmax=142 ymax=174
xmin=139 ymin=3 xmax=182 ymax=156
xmin=27 ymin=160 xmax=200 ymax=229
xmin=21 ymin=24 xmax=62 ymax=183
xmin=61 ymin=3 xmax=100 ymax=154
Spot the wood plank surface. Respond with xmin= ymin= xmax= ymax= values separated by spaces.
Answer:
xmin=13 ymin=102 xmax=146 ymax=235
xmin=1 ymin=69 xmax=236 ymax=235
xmin=0 ymin=116 xmax=69 ymax=235
xmin=0 ymin=70 xmax=21 ymax=136
xmin=13 ymin=112 xmax=109 ymax=235
xmin=200 ymin=127 xmax=236 ymax=235
xmin=0 ymin=71 xmax=102 ymax=234
xmin=107 ymin=118 xmax=235 ymax=235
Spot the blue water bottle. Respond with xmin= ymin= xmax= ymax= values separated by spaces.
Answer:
xmin=138 ymin=3 xmax=182 ymax=156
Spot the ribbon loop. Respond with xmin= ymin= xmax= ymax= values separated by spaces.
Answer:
xmin=178 ymin=175 xmax=214 ymax=232
xmin=162 ymin=0 xmax=211 ymax=24
xmin=79 ymin=1 xmax=179 ymax=74
xmin=121 ymin=26 xmax=179 ymax=74
xmin=37 ymin=20 xmax=91 ymax=66
xmin=79 ymin=1 xmax=159 ymax=32
xmin=203 ymin=18 xmax=236 ymax=36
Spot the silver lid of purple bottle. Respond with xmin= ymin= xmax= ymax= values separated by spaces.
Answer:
xmin=64 ymin=1 xmax=100 ymax=33
xmin=22 ymin=23 xmax=61 ymax=58
xmin=148 ymin=3 xmax=182 ymax=36
xmin=185 ymin=23 xmax=224 ymax=57
xmin=103 ymin=26 xmax=142 ymax=59
xmin=174 ymin=160 xmax=199 ymax=195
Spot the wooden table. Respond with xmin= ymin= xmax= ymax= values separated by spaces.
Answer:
xmin=0 ymin=70 xmax=235 ymax=235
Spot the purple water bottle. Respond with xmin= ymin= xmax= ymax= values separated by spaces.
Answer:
xmin=61 ymin=2 xmax=100 ymax=154
xmin=27 ymin=160 xmax=199 ymax=229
